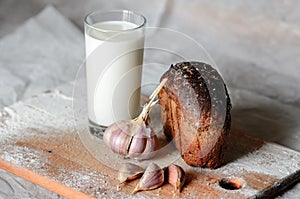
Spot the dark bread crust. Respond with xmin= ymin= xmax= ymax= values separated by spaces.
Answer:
xmin=158 ymin=62 xmax=231 ymax=168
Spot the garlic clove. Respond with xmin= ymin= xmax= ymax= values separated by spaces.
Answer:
xmin=127 ymin=125 xmax=147 ymax=158
xmin=109 ymin=121 xmax=132 ymax=156
xmin=166 ymin=164 xmax=186 ymax=192
xmin=134 ymin=127 xmax=159 ymax=160
xmin=103 ymin=122 xmax=119 ymax=147
xmin=132 ymin=163 xmax=164 ymax=194
xmin=118 ymin=163 xmax=144 ymax=183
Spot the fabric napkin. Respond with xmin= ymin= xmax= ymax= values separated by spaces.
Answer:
xmin=0 ymin=5 xmax=84 ymax=110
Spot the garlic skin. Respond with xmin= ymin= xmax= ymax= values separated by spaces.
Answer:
xmin=103 ymin=79 xmax=167 ymax=160
xmin=166 ymin=164 xmax=186 ymax=192
xmin=118 ymin=163 xmax=144 ymax=183
xmin=132 ymin=163 xmax=164 ymax=194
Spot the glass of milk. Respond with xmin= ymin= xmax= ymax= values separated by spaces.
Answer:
xmin=84 ymin=10 xmax=146 ymax=137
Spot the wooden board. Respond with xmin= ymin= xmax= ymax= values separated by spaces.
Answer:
xmin=0 ymin=91 xmax=300 ymax=199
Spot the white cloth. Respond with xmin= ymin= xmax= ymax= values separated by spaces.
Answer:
xmin=0 ymin=6 xmax=83 ymax=109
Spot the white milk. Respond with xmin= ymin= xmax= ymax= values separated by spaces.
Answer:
xmin=85 ymin=21 xmax=144 ymax=126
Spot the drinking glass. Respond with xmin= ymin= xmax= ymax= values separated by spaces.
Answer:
xmin=84 ymin=10 xmax=146 ymax=137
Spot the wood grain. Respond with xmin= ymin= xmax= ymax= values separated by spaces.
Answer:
xmin=0 ymin=158 xmax=92 ymax=199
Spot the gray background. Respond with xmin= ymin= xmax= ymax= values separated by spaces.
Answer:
xmin=0 ymin=0 xmax=299 ymax=198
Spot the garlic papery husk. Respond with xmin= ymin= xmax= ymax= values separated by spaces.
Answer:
xmin=103 ymin=79 xmax=167 ymax=160
xmin=118 ymin=163 xmax=144 ymax=183
xmin=132 ymin=163 xmax=164 ymax=194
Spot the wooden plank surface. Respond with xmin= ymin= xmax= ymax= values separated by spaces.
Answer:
xmin=0 ymin=91 xmax=300 ymax=198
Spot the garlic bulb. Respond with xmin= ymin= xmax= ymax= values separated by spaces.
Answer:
xmin=103 ymin=120 xmax=158 ymax=160
xmin=103 ymin=79 xmax=167 ymax=160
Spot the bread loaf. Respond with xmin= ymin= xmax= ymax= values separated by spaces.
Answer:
xmin=158 ymin=62 xmax=231 ymax=168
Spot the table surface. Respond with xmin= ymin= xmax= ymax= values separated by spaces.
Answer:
xmin=0 ymin=0 xmax=300 ymax=198
xmin=0 ymin=87 xmax=299 ymax=199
